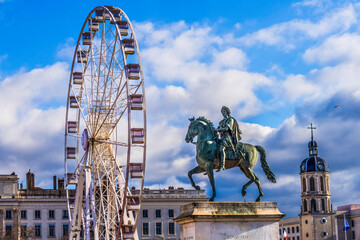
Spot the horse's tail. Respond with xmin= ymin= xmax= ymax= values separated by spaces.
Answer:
xmin=255 ymin=145 xmax=276 ymax=183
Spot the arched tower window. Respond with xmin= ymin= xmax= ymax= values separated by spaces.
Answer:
xmin=304 ymin=199 xmax=308 ymax=212
xmin=311 ymin=199 xmax=317 ymax=212
xmin=310 ymin=177 xmax=315 ymax=191
xmin=321 ymin=198 xmax=325 ymax=211
xmin=303 ymin=178 xmax=306 ymax=192
xmin=320 ymin=176 xmax=324 ymax=192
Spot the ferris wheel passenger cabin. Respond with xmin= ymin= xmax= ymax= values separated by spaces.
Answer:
xmin=67 ymin=121 xmax=78 ymax=133
xmin=131 ymin=128 xmax=144 ymax=144
xmin=129 ymin=163 xmax=143 ymax=178
xmin=122 ymin=39 xmax=135 ymax=55
xmin=88 ymin=18 xmax=99 ymax=32
xmin=117 ymin=20 xmax=129 ymax=36
xmin=69 ymin=96 xmax=79 ymax=108
xmin=77 ymin=50 xmax=88 ymax=63
xmin=82 ymin=32 xmax=93 ymax=45
xmin=122 ymin=225 xmax=135 ymax=240
xmin=130 ymin=94 xmax=143 ymax=110
xmin=72 ymin=72 xmax=83 ymax=84
xmin=127 ymin=195 xmax=140 ymax=210
xmin=66 ymin=147 xmax=76 ymax=159
xmin=126 ymin=64 xmax=140 ymax=79
xmin=95 ymin=10 xmax=105 ymax=21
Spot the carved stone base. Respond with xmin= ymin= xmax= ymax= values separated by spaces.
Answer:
xmin=174 ymin=202 xmax=285 ymax=240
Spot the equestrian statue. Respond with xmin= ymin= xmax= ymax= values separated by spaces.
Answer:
xmin=185 ymin=106 xmax=276 ymax=202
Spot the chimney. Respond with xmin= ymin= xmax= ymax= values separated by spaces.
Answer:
xmin=26 ymin=170 xmax=32 ymax=190
xmin=53 ymin=176 xmax=57 ymax=190
xmin=31 ymin=173 xmax=35 ymax=189
xmin=58 ymin=178 xmax=64 ymax=190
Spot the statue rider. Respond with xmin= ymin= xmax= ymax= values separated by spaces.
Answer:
xmin=216 ymin=106 xmax=244 ymax=172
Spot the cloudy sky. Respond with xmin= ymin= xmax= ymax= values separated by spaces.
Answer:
xmin=1 ymin=0 xmax=360 ymax=218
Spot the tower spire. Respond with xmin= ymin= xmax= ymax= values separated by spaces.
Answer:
xmin=307 ymin=123 xmax=318 ymax=156
xmin=307 ymin=123 xmax=316 ymax=142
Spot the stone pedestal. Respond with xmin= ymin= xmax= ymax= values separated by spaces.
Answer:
xmin=174 ymin=202 xmax=285 ymax=240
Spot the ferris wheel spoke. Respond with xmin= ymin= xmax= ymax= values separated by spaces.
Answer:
xmin=95 ymin=139 xmax=128 ymax=147
xmin=92 ymin=20 xmax=106 ymax=137
xmin=93 ymin=46 xmax=119 ymax=136
xmin=92 ymin=36 xmax=118 ymax=134
xmin=93 ymin=78 xmax=128 ymax=137
xmin=70 ymin=87 xmax=93 ymax=136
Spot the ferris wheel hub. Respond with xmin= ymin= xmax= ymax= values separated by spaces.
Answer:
xmin=81 ymin=129 xmax=89 ymax=151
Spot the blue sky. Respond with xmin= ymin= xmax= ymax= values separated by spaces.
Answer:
xmin=1 ymin=0 xmax=360 ymax=218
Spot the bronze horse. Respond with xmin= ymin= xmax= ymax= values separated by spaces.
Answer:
xmin=185 ymin=117 xmax=276 ymax=202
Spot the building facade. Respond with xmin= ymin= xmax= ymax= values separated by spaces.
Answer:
xmin=0 ymin=171 xmax=72 ymax=239
xmin=132 ymin=186 xmax=207 ymax=240
xmin=0 ymin=171 xmax=207 ymax=240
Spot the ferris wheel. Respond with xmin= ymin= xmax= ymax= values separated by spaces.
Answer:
xmin=64 ymin=6 xmax=146 ymax=240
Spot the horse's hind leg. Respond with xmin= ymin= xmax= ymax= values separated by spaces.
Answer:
xmin=245 ymin=167 xmax=263 ymax=202
xmin=205 ymin=164 xmax=216 ymax=202
xmin=188 ymin=166 xmax=205 ymax=190
xmin=239 ymin=165 xmax=253 ymax=197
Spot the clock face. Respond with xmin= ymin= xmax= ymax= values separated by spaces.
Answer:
xmin=81 ymin=129 xmax=89 ymax=150
xmin=318 ymin=163 xmax=324 ymax=170
xmin=301 ymin=164 xmax=305 ymax=171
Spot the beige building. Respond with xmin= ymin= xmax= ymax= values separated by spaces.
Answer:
xmin=131 ymin=186 xmax=207 ymax=240
xmin=280 ymin=127 xmax=360 ymax=240
xmin=0 ymin=171 xmax=73 ymax=239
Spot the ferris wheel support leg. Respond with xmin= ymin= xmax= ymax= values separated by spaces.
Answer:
xmin=89 ymin=180 xmax=99 ymax=240
xmin=70 ymin=168 xmax=85 ymax=240
xmin=84 ymin=165 xmax=92 ymax=240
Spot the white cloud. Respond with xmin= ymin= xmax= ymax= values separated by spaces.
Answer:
xmin=303 ymin=33 xmax=360 ymax=64
xmin=0 ymin=62 xmax=69 ymax=185
xmin=309 ymin=61 xmax=360 ymax=95
xmin=263 ymin=174 xmax=300 ymax=189
xmin=138 ymin=22 xmax=273 ymax=124
xmin=292 ymin=0 xmax=331 ymax=10
xmin=330 ymin=168 xmax=360 ymax=208
xmin=282 ymin=74 xmax=320 ymax=102
xmin=240 ymin=5 xmax=356 ymax=49
xmin=56 ymin=38 xmax=76 ymax=61
xmin=211 ymin=48 xmax=248 ymax=70
xmin=239 ymin=122 xmax=275 ymax=144
xmin=0 ymin=62 xmax=68 ymax=128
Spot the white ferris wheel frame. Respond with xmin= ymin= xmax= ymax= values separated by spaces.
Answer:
xmin=64 ymin=6 xmax=147 ymax=240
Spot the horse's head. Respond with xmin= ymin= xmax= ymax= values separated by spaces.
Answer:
xmin=185 ymin=117 xmax=198 ymax=143
xmin=185 ymin=117 xmax=217 ymax=143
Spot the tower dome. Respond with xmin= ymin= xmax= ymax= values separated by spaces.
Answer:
xmin=300 ymin=123 xmax=329 ymax=173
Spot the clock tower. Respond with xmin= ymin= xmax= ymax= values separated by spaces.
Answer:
xmin=299 ymin=123 xmax=334 ymax=239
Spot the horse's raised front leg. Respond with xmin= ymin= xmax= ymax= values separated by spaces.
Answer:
xmin=188 ymin=166 xmax=205 ymax=190
xmin=205 ymin=164 xmax=216 ymax=202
